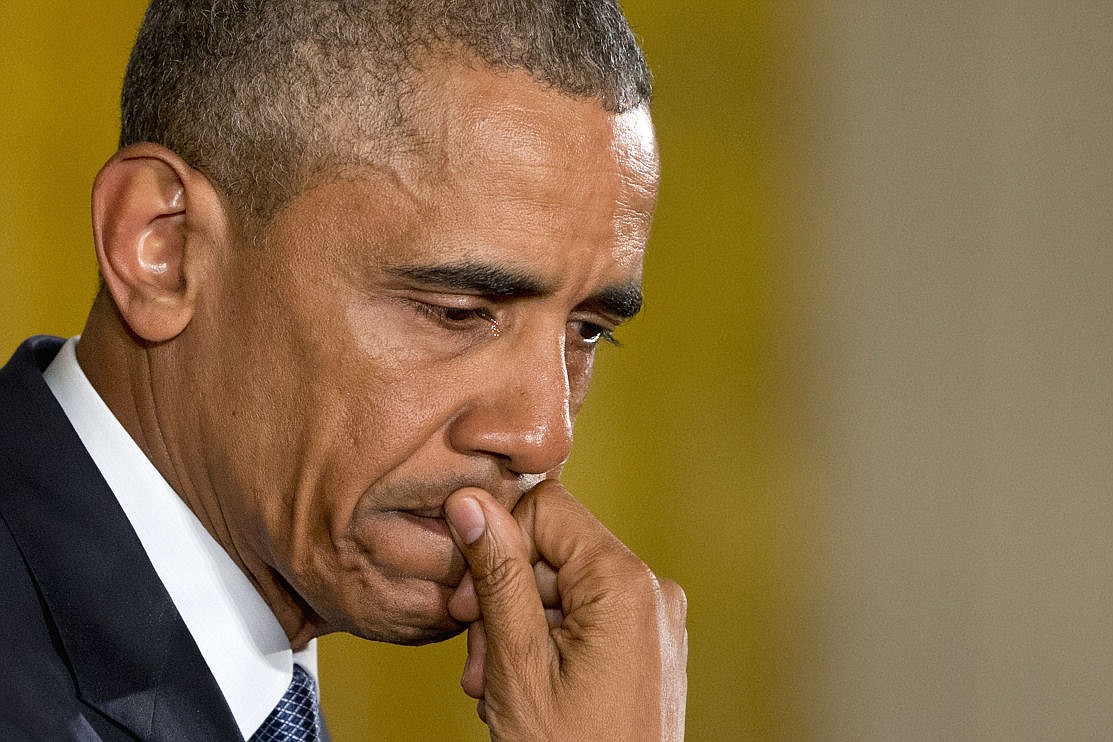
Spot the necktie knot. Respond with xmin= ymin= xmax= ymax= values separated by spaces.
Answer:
xmin=250 ymin=664 xmax=322 ymax=742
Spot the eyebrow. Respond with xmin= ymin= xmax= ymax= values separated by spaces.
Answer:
xmin=387 ymin=261 xmax=643 ymax=320
xmin=387 ymin=263 xmax=548 ymax=298
xmin=588 ymin=283 xmax=643 ymax=321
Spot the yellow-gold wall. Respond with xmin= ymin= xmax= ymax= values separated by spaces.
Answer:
xmin=1 ymin=3 xmax=799 ymax=740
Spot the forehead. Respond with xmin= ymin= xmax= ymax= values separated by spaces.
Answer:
xmin=262 ymin=61 xmax=659 ymax=299
xmin=407 ymin=58 xmax=658 ymax=176
xmin=392 ymin=60 xmax=660 ymax=265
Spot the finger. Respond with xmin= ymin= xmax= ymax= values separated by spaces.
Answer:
xmin=655 ymin=577 xmax=689 ymax=672
xmin=534 ymin=560 xmax=559 ymax=609
xmin=659 ymin=577 xmax=689 ymax=684
xmin=453 ymin=519 xmax=553 ymax=619
xmin=518 ymin=481 xmax=649 ymax=611
xmin=515 ymin=481 xmax=664 ymax=668
xmin=658 ymin=577 xmax=688 ymax=636
xmin=544 ymin=607 xmax=563 ymax=629
xmin=461 ymin=620 xmax=487 ymax=699
xmin=514 ymin=480 xmax=624 ymax=573
xmin=537 ymin=561 xmax=563 ymax=628
xmin=655 ymin=577 xmax=689 ymax=738
xmin=448 ymin=572 xmax=481 ymax=623
xmin=444 ymin=487 xmax=551 ymax=679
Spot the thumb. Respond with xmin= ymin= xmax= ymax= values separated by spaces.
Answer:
xmin=444 ymin=488 xmax=551 ymax=678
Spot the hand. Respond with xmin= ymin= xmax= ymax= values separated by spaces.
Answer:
xmin=445 ymin=480 xmax=687 ymax=741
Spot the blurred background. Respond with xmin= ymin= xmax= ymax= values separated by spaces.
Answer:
xmin=3 ymin=2 xmax=1110 ymax=740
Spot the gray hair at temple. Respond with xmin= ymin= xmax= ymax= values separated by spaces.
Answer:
xmin=119 ymin=0 xmax=652 ymax=228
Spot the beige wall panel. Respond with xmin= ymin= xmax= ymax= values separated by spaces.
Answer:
xmin=784 ymin=2 xmax=1113 ymax=739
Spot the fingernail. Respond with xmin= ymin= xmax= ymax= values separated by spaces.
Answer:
xmin=446 ymin=495 xmax=486 ymax=545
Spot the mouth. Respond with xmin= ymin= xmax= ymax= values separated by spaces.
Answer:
xmin=406 ymin=505 xmax=444 ymax=519
xmin=352 ymin=508 xmax=466 ymax=590
xmin=397 ymin=507 xmax=453 ymax=541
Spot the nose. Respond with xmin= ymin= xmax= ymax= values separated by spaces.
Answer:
xmin=448 ymin=331 xmax=574 ymax=476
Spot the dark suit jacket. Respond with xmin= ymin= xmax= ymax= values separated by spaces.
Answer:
xmin=0 ymin=336 xmax=243 ymax=741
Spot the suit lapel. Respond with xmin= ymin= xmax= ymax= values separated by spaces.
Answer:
xmin=0 ymin=337 xmax=243 ymax=741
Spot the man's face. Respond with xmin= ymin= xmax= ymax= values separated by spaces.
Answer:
xmin=178 ymin=63 xmax=659 ymax=643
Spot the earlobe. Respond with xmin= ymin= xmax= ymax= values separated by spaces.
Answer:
xmin=92 ymin=143 xmax=212 ymax=343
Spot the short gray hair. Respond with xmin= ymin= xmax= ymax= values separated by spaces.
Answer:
xmin=120 ymin=0 xmax=652 ymax=226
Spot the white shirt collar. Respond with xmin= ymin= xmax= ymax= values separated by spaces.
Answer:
xmin=43 ymin=336 xmax=317 ymax=739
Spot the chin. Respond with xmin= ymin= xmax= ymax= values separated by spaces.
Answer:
xmin=342 ymin=612 xmax=467 ymax=646
xmin=386 ymin=620 xmax=468 ymax=647
xmin=324 ymin=580 xmax=469 ymax=646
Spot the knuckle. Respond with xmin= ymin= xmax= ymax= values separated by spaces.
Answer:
xmin=627 ymin=559 xmax=659 ymax=595
xmin=659 ymin=577 xmax=688 ymax=617
xmin=473 ymin=552 xmax=529 ymax=602
xmin=477 ymin=551 xmax=516 ymax=587
xmin=597 ymin=560 xmax=661 ymax=619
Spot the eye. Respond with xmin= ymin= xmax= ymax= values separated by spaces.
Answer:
xmin=440 ymin=306 xmax=487 ymax=323
xmin=413 ymin=302 xmax=496 ymax=328
xmin=571 ymin=321 xmax=619 ymax=347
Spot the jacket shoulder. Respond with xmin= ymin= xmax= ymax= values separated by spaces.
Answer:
xmin=0 ymin=513 xmax=134 ymax=740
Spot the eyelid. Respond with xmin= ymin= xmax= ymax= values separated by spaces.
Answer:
xmin=408 ymin=300 xmax=500 ymax=337
xmin=402 ymin=291 xmax=624 ymax=346
xmin=567 ymin=312 xmax=622 ymax=347
xmin=406 ymin=291 xmax=494 ymax=308
xmin=409 ymin=297 xmax=493 ymax=319
xmin=570 ymin=308 xmax=621 ymax=331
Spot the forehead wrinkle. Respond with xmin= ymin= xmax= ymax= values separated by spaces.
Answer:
xmin=408 ymin=63 xmax=625 ymax=174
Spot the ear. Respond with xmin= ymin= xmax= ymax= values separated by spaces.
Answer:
xmin=92 ymin=143 xmax=225 ymax=343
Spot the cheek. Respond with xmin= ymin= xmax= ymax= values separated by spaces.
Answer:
xmin=567 ymin=350 xmax=595 ymax=416
xmin=200 ymin=284 xmax=458 ymax=559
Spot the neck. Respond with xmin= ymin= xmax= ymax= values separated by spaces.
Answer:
xmin=76 ymin=294 xmax=324 ymax=649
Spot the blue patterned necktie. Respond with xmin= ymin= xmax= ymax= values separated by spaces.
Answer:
xmin=250 ymin=664 xmax=322 ymax=742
